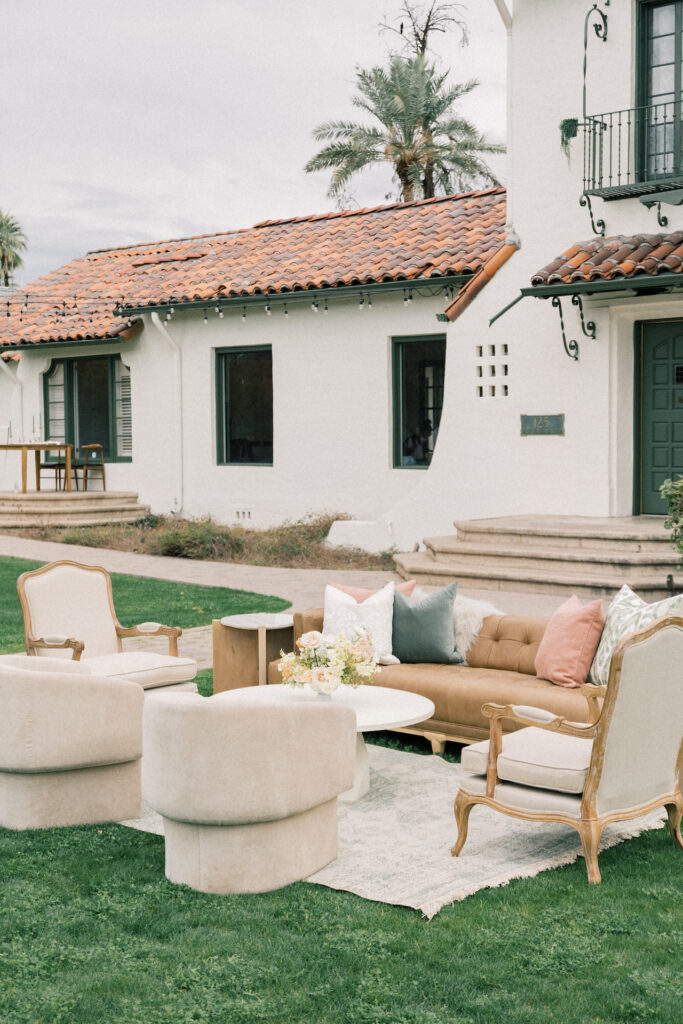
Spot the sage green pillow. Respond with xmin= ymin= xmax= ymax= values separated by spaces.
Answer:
xmin=392 ymin=583 xmax=463 ymax=664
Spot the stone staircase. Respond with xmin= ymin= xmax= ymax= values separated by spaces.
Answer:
xmin=394 ymin=515 xmax=683 ymax=600
xmin=0 ymin=491 xmax=149 ymax=528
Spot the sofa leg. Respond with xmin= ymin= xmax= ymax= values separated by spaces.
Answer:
xmin=427 ymin=735 xmax=446 ymax=756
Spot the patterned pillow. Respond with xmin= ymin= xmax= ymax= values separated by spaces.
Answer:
xmin=323 ymin=581 xmax=395 ymax=661
xmin=589 ymin=585 xmax=683 ymax=685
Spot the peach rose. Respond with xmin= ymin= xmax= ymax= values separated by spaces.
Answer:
xmin=297 ymin=630 xmax=324 ymax=650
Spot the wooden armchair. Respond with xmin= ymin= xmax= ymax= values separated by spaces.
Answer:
xmin=17 ymin=560 xmax=197 ymax=695
xmin=452 ymin=615 xmax=683 ymax=883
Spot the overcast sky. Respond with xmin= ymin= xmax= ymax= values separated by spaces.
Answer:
xmin=2 ymin=0 xmax=507 ymax=284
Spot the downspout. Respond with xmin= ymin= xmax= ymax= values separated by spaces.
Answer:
xmin=441 ymin=242 xmax=519 ymax=322
xmin=0 ymin=356 xmax=23 ymax=439
xmin=149 ymin=312 xmax=184 ymax=514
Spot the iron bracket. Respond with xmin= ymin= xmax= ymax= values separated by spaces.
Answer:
xmin=579 ymin=193 xmax=606 ymax=237
xmin=571 ymin=294 xmax=596 ymax=339
xmin=551 ymin=296 xmax=579 ymax=361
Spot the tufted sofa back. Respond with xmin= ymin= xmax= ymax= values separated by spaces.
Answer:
xmin=466 ymin=615 xmax=548 ymax=675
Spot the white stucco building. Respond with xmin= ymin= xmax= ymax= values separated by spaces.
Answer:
xmin=1 ymin=0 xmax=682 ymax=562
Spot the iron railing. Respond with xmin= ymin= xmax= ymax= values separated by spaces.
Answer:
xmin=583 ymin=101 xmax=683 ymax=200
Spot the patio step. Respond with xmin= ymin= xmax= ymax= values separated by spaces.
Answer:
xmin=0 ymin=491 xmax=149 ymax=527
xmin=394 ymin=515 xmax=683 ymax=600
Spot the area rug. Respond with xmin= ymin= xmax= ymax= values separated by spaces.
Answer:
xmin=120 ymin=744 xmax=666 ymax=919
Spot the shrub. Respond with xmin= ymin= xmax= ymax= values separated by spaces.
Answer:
xmin=149 ymin=516 xmax=244 ymax=560
xmin=660 ymin=476 xmax=683 ymax=565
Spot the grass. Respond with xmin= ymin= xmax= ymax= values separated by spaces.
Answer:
xmin=1 ymin=561 xmax=681 ymax=1022
xmin=12 ymin=513 xmax=396 ymax=571
xmin=0 ymin=556 xmax=289 ymax=654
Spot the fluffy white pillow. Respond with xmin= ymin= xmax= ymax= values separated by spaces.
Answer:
xmin=590 ymin=584 xmax=683 ymax=685
xmin=323 ymin=581 xmax=395 ymax=661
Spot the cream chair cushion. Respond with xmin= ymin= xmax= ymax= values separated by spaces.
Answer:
xmin=84 ymin=652 xmax=197 ymax=689
xmin=22 ymin=564 xmax=119 ymax=657
xmin=460 ymin=773 xmax=583 ymax=817
xmin=461 ymin=726 xmax=594 ymax=794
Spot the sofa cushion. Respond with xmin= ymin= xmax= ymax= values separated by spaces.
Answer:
xmin=466 ymin=614 xmax=547 ymax=675
xmin=590 ymin=584 xmax=683 ymax=685
xmin=323 ymin=582 xmax=394 ymax=660
xmin=372 ymin=663 xmax=592 ymax=732
xmin=85 ymin=652 xmax=197 ymax=689
xmin=327 ymin=579 xmax=416 ymax=602
xmin=534 ymin=596 xmax=604 ymax=688
xmin=461 ymin=727 xmax=593 ymax=794
xmin=392 ymin=583 xmax=462 ymax=664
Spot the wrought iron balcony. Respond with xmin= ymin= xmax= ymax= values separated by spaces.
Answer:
xmin=583 ymin=101 xmax=683 ymax=200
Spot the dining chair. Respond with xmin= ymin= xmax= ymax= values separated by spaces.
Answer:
xmin=76 ymin=443 xmax=106 ymax=490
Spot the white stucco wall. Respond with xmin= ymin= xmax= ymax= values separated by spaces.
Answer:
xmin=338 ymin=0 xmax=683 ymax=550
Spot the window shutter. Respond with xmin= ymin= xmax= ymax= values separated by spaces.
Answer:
xmin=46 ymin=362 xmax=66 ymax=441
xmin=115 ymin=359 xmax=133 ymax=457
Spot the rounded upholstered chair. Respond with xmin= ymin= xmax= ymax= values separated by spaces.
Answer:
xmin=0 ymin=656 xmax=143 ymax=830
xmin=142 ymin=691 xmax=357 ymax=894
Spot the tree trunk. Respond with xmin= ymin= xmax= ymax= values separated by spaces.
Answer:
xmin=422 ymin=163 xmax=435 ymax=198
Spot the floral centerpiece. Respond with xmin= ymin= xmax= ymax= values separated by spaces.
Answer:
xmin=278 ymin=629 xmax=379 ymax=695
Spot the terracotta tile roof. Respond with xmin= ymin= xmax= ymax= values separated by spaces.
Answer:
xmin=531 ymin=231 xmax=683 ymax=287
xmin=1 ymin=188 xmax=506 ymax=348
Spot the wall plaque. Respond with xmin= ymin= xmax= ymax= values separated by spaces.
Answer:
xmin=521 ymin=414 xmax=565 ymax=436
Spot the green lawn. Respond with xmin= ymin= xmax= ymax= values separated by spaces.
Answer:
xmin=0 ymin=556 xmax=289 ymax=654
xmin=0 ymin=558 xmax=681 ymax=1023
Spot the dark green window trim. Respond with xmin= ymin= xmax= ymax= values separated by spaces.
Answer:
xmin=636 ymin=1 xmax=683 ymax=185
xmin=42 ymin=354 xmax=133 ymax=463
xmin=215 ymin=345 xmax=273 ymax=467
xmin=392 ymin=334 xmax=446 ymax=470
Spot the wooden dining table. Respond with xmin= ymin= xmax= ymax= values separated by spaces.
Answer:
xmin=0 ymin=442 xmax=74 ymax=493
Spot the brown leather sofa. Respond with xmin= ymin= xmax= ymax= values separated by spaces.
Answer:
xmin=268 ymin=609 xmax=602 ymax=753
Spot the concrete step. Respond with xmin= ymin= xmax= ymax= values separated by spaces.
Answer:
xmin=0 ymin=491 xmax=149 ymax=527
xmin=452 ymin=516 xmax=672 ymax=553
xmin=423 ymin=538 xmax=680 ymax=579
xmin=394 ymin=551 xmax=682 ymax=601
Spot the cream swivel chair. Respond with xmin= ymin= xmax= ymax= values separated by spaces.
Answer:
xmin=17 ymin=560 xmax=197 ymax=695
xmin=143 ymin=691 xmax=357 ymax=893
xmin=0 ymin=657 xmax=143 ymax=829
xmin=452 ymin=616 xmax=683 ymax=883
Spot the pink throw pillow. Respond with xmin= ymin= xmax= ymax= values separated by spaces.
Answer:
xmin=534 ymin=595 xmax=605 ymax=688
xmin=327 ymin=580 xmax=416 ymax=603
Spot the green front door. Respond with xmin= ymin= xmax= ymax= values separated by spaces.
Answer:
xmin=638 ymin=320 xmax=683 ymax=513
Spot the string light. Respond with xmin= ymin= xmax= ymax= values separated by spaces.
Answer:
xmin=283 ymin=302 xmax=288 ymax=318
xmin=367 ymin=295 xmax=373 ymax=310
xmin=311 ymin=298 xmax=319 ymax=312
xmin=403 ymin=289 xmax=408 ymax=306
xmin=358 ymin=292 xmax=364 ymax=311
xmin=203 ymin=308 xmax=208 ymax=324
xmin=241 ymin=305 xmax=247 ymax=323
xmin=265 ymin=302 xmax=272 ymax=316
xmin=324 ymin=296 xmax=328 ymax=314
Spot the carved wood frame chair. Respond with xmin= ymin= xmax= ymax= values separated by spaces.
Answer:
xmin=452 ymin=615 xmax=683 ymax=883
xmin=17 ymin=559 xmax=182 ymax=660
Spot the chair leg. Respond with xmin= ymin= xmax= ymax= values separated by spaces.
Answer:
xmin=578 ymin=819 xmax=604 ymax=884
xmin=451 ymin=791 xmax=475 ymax=857
xmin=665 ymin=801 xmax=683 ymax=851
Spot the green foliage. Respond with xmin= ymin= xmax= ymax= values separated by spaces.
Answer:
xmin=559 ymin=117 xmax=579 ymax=160
xmin=0 ymin=209 xmax=27 ymax=286
xmin=305 ymin=55 xmax=503 ymax=202
xmin=0 ymin=556 xmax=288 ymax=654
xmin=147 ymin=516 xmax=244 ymax=560
xmin=660 ymin=475 xmax=683 ymax=565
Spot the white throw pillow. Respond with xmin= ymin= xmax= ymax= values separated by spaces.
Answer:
xmin=323 ymin=581 xmax=395 ymax=661
xmin=590 ymin=584 xmax=683 ymax=685
xmin=453 ymin=595 xmax=501 ymax=663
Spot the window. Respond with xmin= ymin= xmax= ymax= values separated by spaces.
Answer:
xmin=638 ymin=1 xmax=683 ymax=182
xmin=43 ymin=355 xmax=132 ymax=461
xmin=392 ymin=335 xmax=446 ymax=468
xmin=216 ymin=347 xmax=273 ymax=465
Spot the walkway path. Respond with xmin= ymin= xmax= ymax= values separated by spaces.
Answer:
xmin=0 ymin=532 xmax=565 ymax=670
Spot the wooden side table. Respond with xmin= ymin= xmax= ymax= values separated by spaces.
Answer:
xmin=212 ymin=612 xmax=294 ymax=693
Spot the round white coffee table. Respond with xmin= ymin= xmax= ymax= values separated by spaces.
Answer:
xmin=214 ymin=684 xmax=435 ymax=802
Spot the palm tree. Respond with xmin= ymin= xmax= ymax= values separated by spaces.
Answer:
xmin=305 ymin=56 xmax=503 ymax=203
xmin=0 ymin=210 xmax=27 ymax=286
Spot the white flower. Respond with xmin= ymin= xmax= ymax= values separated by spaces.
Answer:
xmin=310 ymin=667 xmax=341 ymax=694
xmin=297 ymin=630 xmax=324 ymax=650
